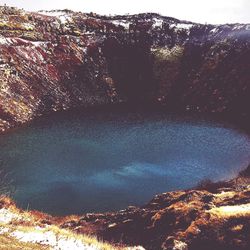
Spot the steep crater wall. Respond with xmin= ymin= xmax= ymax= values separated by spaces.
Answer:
xmin=0 ymin=7 xmax=250 ymax=131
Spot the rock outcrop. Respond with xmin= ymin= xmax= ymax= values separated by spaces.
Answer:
xmin=0 ymin=6 xmax=250 ymax=250
xmin=0 ymin=197 xmax=144 ymax=250
xmin=0 ymin=6 xmax=250 ymax=132
xmin=57 ymin=176 xmax=250 ymax=250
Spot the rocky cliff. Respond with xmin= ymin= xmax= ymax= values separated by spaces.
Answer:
xmin=60 ymin=175 xmax=250 ymax=250
xmin=0 ymin=6 xmax=250 ymax=132
xmin=0 ymin=6 xmax=250 ymax=250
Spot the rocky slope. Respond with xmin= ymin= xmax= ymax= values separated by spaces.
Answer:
xmin=59 ymin=175 xmax=250 ymax=250
xmin=0 ymin=197 xmax=144 ymax=250
xmin=0 ymin=6 xmax=250 ymax=131
xmin=0 ymin=5 xmax=250 ymax=250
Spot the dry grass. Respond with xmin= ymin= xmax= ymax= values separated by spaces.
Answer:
xmin=0 ymin=197 xmax=135 ymax=250
xmin=0 ymin=221 xmax=127 ymax=250
xmin=209 ymin=203 xmax=250 ymax=218
xmin=0 ymin=233 xmax=49 ymax=250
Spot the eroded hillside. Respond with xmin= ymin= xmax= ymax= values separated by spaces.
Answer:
xmin=0 ymin=6 xmax=250 ymax=132
xmin=0 ymin=6 xmax=250 ymax=250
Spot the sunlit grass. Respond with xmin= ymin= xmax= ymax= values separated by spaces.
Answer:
xmin=0 ymin=197 xmax=133 ymax=250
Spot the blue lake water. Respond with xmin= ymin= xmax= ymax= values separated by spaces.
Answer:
xmin=0 ymin=111 xmax=250 ymax=215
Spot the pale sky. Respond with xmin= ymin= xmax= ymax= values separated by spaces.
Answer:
xmin=0 ymin=0 xmax=249 ymax=24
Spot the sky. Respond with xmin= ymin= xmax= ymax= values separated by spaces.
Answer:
xmin=0 ymin=0 xmax=250 ymax=24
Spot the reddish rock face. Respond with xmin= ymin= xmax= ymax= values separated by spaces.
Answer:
xmin=0 ymin=6 xmax=250 ymax=250
xmin=0 ymin=6 xmax=250 ymax=132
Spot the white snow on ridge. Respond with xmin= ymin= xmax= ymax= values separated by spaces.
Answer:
xmin=210 ymin=27 xmax=218 ymax=33
xmin=168 ymin=23 xmax=194 ymax=35
xmin=210 ymin=23 xmax=250 ymax=33
xmin=110 ymin=20 xmax=130 ymax=30
xmin=58 ymin=15 xmax=71 ymax=24
xmin=39 ymin=10 xmax=68 ymax=17
xmin=176 ymin=23 xmax=193 ymax=30
xmin=152 ymin=18 xmax=163 ymax=28
xmin=39 ymin=10 xmax=72 ymax=24
xmin=232 ymin=24 xmax=245 ymax=30
xmin=170 ymin=23 xmax=194 ymax=30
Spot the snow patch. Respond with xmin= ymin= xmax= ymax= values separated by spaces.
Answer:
xmin=39 ymin=10 xmax=68 ymax=17
xmin=210 ymin=27 xmax=218 ymax=33
xmin=170 ymin=23 xmax=193 ymax=35
xmin=0 ymin=35 xmax=11 ymax=46
xmin=0 ymin=208 xmax=21 ymax=224
xmin=39 ymin=11 xmax=72 ymax=24
xmin=30 ymin=41 xmax=48 ymax=47
xmin=0 ymin=226 xmax=9 ymax=234
xmin=111 ymin=20 xmax=130 ymax=30
xmin=152 ymin=18 xmax=163 ymax=29
xmin=58 ymin=15 xmax=71 ymax=25
xmin=175 ymin=23 xmax=193 ymax=30
xmin=11 ymin=228 xmax=102 ymax=250
xmin=232 ymin=24 xmax=245 ymax=31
